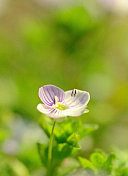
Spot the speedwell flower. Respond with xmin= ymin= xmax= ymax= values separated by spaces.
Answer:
xmin=37 ymin=85 xmax=90 ymax=118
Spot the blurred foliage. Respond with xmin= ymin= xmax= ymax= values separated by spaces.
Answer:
xmin=0 ymin=0 xmax=128 ymax=175
xmin=79 ymin=150 xmax=128 ymax=176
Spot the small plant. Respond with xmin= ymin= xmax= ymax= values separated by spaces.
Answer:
xmin=36 ymin=85 xmax=128 ymax=176
xmin=37 ymin=84 xmax=92 ymax=176
xmin=79 ymin=150 xmax=128 ymax=176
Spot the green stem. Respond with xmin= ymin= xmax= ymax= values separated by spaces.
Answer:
xmin=48 ymin=120 xmax=56 ymax=165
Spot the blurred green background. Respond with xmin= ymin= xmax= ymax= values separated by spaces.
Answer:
xmin=0 ymin=0 xmax=128 ymax=175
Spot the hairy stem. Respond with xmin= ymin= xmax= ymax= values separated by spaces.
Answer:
xmin=48 ymin=120 xmax=56 ymax=165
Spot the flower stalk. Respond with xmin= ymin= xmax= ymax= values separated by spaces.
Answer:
xmin=48 ymin=120 xmax=56 ymax=165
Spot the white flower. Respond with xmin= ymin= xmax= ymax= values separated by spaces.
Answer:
xmin=37 ymin=85 xmax=90 ymax=118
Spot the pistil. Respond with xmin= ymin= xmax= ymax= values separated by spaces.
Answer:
xmin=53 ymin=96 xmax=66 ymax=110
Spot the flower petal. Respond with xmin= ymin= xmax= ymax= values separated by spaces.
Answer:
xmin=37 ymin=103 xmax=88 ymax=118
xmin=39 ymin=85 xmax=65 ymax=106
xmin=65 ymin=90 xmax=90 ymax=109
xmin=63 ymin=104 xmax=88 ymax=117
xmin=47 ymin=104 xmax=88 ymax=118
xmin=37 ymin=103 xmax=65 ymax=118
xmin=37 ymin=103 xmax=55 ymax=114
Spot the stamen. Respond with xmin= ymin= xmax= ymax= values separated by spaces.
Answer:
xmin=54 ymin=96 xmax=58 ymax=104
xmin=53 ymin=96 xmax=66 ymax=110
xmin=71 ymin=90 xmax=73 ymax=96
xmin=71 ymin=89 xmax=78 ymax=97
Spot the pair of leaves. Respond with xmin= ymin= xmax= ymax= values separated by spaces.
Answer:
xmin=79 ymin=151 xmax=116 ymax=175
xmin=39 ymin=115 xmax=98 ymax=148
xmin=37 ymin=142 xmax=74 ymax=176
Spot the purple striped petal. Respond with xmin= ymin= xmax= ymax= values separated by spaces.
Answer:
xmin=65 ymin=90 xmax=90 ymax=109
xmin=60 ymin=90 xmax=90 ymax=117
xmin=37 ymin=103 xmax=88 ymax=118
xmin=37 ymin=103 xmax=55 ymax=114
xmin=63 ymin=104 xmax=88 ymax=117
xmin=37 ymin=103 xmax=65 ymax=118
xmin=39 ymin=105 xmax=88 ymax=118
xmin=39 ymin=85 xmax=65 ymax=106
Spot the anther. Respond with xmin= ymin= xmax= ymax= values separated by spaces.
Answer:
xmin=71 ymin=89 xmax=78 ymax=97
xmin=54 ymin=96 xmax=58 ymax=104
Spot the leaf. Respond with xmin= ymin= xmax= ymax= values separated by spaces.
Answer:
xmin=78 ymin=124 xmax=98 ymax=139
xmin=54 ymin=122 xmax=73 ymax=144
xmin=37 ymin=142 xmax=48 ymax=167
xmin=83 ymin=109 xmax=89 ymax=114
xmin=38 ymin=116 xmax=52 ymax=138
xmin=90 ymin=152 xmax=106 ymax=169
xmin=103 ymin=153 xmax=116 ymax=174
xmin=78 ymin=157 xmax=96 ymax=173
xmin=53 ymin=143 xmax=73 ymax=161
xmin=51 ymin=143 xmax=74 ymax=176
xmin=37 ymin=142 xmax=74 ymax=173
xmin=67 ymin=133 xmax=79 ymax=147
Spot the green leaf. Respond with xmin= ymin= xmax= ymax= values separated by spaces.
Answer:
xmin=90 ymin=152 xmax=106 ymax=169
xmin=51 ymin=143 xmax=74 ymax=176
xmin=37 ymin=142 xmax=48 ymax=167
xmin=78 ymin=124 xmax=98 ymax=139
xmin=104 ymin=153 xmax=116 ymax=174
xmin=67 ymin=133 xmax=80 ymax=148
xmin=54 ymin=121 xmax=73 ymax=144
xmin=78 ymin=157 xmax=96 ymax=173
xmin=38 ymin=116 xmax=52 ymax=138
xmin=53 ymin=143 xmax=73 ymax=161
xmin=37 ymin=142 xmax=74 ymax=174
xmin=83 ymin=109 xmax=89 ymax=114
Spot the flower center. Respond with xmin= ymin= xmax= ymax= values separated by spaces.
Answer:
xmin=53 ymin=96 xmax=66 ymax=110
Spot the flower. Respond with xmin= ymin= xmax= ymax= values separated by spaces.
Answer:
xmin=37 ymin=85 xmax=90 ymax=118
